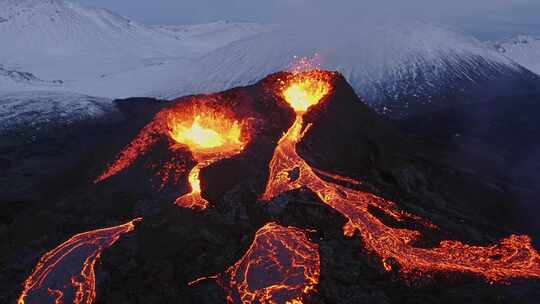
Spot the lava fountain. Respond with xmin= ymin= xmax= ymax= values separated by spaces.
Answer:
xmin=190 ymin=223 xmax=320 ymax=304
xmin=168 ymin=108 xmax=246 ymax=210
xmin=17 ymin=219 xmax=141 ymax=304
xmin=262 ymin=68 xmax=540 ymax=282
xmin=95 ymin=100 xmax=250 ymax=211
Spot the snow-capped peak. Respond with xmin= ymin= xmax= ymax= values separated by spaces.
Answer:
xmin=0 ymin=1 xmax=533 ymax=120
xmin=0 ymin=0 xmax=186 ymax=58
xmin=160 ymin=19 xmax=520 ymax=112
xmin=491 ymin=35 xmax=540 ymax=76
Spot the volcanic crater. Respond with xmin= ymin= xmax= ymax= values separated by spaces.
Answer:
xmin=3 ymin=70 xmax=540 ymax=304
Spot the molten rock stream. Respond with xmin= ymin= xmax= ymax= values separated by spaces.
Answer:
xmin=262 ymin=70 xmax=540 ymax=283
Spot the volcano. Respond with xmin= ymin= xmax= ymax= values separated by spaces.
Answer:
xmin=2 ymin=70 xmax=540 ymax=304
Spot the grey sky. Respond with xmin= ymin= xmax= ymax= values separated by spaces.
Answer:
xmin=77 ymin=0 xmax=540 ymax=40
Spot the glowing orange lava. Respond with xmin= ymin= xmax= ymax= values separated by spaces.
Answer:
xmin=95 ymin=102 xmax=249 ymax=211
xmin=169 ymin=114 xmax=243 ymax=150
xmin=281 ymin=71 xmax=332 ymax=113
xmin=191 ymin=223 xmax=320 ymax=304
xmin=17 ymin=219 xmax=142 ymax=304
xmin=168 ymin=109 xmax=246 ymax=210
xmin=262 ymin=70 xmax=540 ymax=283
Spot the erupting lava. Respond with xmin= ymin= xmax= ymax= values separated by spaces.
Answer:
xmin=191 ymin=223 xmax=320 ymax=304
xmin=95 ymin=102 xmax=249 ymax=210
xmin=262 ymin=69 xmax=540 ymax=282
xmin=169 ymin=114 xmax=243 ymax=150
xmin=168 ymin=109 xmax=246 ymax=210
xmin=90 ymin=62 xmax=539 ymax=304
xmin=281 ymin=71 xmax=332 ymax=113
xmin=17 ymin=219 xmax=141 ymax=304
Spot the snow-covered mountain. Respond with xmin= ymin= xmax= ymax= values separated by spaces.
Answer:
xmin=163 ymin=20 xmax=523 ymax=115
xmin=0 ymin=0 xmax=537 ymax=120
xmin=0 ymin=65 xmax=40 ymax=89
xmin=153 ymin=21 xmax=273 ymax=52
xmin=0 ymin=91 xmax=114 ymax=132
xmin=1 ymin=0 xmax=540 ymax=219
xmin=0 ymin=0 xmax=186 ymax=56
xmin=0 ymin=0 xmax=266 ymax=95
xmin=0 ymin=0 xmax=194 ymax=81
xmin=0 ymin=64 xmax=64 ymax=89
xmin=493 ymin=35 xmax=540 ymax=76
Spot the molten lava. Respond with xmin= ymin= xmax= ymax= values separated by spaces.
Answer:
xmin=191 ymin=223 xmax=320 ymax=304
xmin=95 ymin=102 xmax=249 ymax=211
xmin=17 ymin=219 xmax=141 ymax=304
xmin=168 ymin=109 xmax=246 ymax=210
xmin=169 ymin=114 xmax=243 ymax=150
xmin=281 ymin=71 xmax=332 ymax=113
xmin=262 ymin=69 xmax=540 ymax=283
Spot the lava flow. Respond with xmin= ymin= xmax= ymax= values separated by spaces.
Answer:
xmin=95 ymin=101 xmax=249 ymax=210
xmin=169 ymin=108 xmax=246 ymax=209
xmin=262 ymin=69 xmax=540 ymax=282
xmin=191 ymin=223 xmax=320 ymax=304
xmin=17 ymin=219 xmax=141 ymax=304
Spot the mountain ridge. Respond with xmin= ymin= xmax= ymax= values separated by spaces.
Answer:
xmin=492 ymin=35 xmax=540 ymax=76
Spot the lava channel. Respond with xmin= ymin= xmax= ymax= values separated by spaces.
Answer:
xmin=95 ymin=101 xmax=250 ymax=210
xmin=262 ymin=68 xmax=540 ymax=283
xmin=190 ymin=223 xmax=320 ymax=304
xmin=17 ymin=219 xmax=141 ymax=304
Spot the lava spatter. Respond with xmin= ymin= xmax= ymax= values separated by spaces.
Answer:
xmin=168 ymin=109 xmax=247 ymax=210
xmin=191 ymin=223 xmax=320 ymax=304
xmin=95 ymin=99 xmax=251 ymax=210
xmin=263 ymin=68 xmax=540 ymax=283
xmin=17 ymin=219 xmax=141 ymax=304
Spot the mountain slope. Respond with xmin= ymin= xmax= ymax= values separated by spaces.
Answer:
xmin=0 ymin=91 xmax=114 ymax=132
xmin=162 ymin=21 xmax=520 ymax=114
xmin=152 ymin=20 xmax=540 ymax=233
xmin=1 ymin=0 xmax=201 ymax=81
xmin=0 ymin=0 xmax=271 ymax=98
xmin=0 ymin=0 xmax=190 ymax=60
xmin=493 ymin=35 xmax=540 ymax=76
xmin=153 ymin=21 xmax=272 ymax=52
xmin=0 ymin=1 xmax=528 ymax=109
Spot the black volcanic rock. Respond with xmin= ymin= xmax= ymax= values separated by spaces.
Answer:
xmin=93 ymin=83 xmax=295 ymax=208
xmin=394 ymin=67 xmax=540 ymax=237
xmin=299 ymin=73 xmax=405 ymax=180
xmin=2 ymin=71 xmax=540 ymax=304
xmin=200 ymin=83 xmax=296 ymax=206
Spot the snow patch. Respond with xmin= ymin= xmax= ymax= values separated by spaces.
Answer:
xmin=492 ymin=35 xmax=540 ymax=76
xmin=0 ymin=91 xmax=114 ymax=131
xmin=160 ymin=21 xmax=518 ymax=109
xmin=0 ymin=0 xmax=526 ymax=117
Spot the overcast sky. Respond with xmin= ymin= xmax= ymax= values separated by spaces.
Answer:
xmin=77 ymin=0 xmax=540 ymax=40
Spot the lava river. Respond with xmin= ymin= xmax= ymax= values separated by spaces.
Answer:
xmin=261 ymin=69 xmax=540 ymax=283
xmin=95 ymin=101 xmax=250 ymax=210
xmin=191 ymin=223 xmax=320 ymax=304
xmin=17 ymin=219 xmax=141 ymax=304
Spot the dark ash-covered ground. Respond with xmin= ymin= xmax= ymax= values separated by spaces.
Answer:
xmin=1 ymin=72 xmax=540 ymax=303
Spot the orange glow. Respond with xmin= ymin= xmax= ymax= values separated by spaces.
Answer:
xmin=95 ymin=101 xmax=250 ymax=211
xmin=262 ymin=70 xmax=540 ymax=283
xmin=94 ymin=119 xmax=162 ymax=183
xmin=280 ymin=54 xmax=332 ymax=113
xmin=17 ymin=219 xmax=142 ymax=304
xmin=169 ymin=113 xmax=243 ymax=151
xmin=282 ymin=71 xmax=332 ymax=113
xmin=190 ymin=223 xmax=320 ymax=304
xmin=168 ymin=108 xmax=247 ymax=210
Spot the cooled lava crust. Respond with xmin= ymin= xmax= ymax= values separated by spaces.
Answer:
xmin=3 ymin=71 xmax=540 ymax=304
